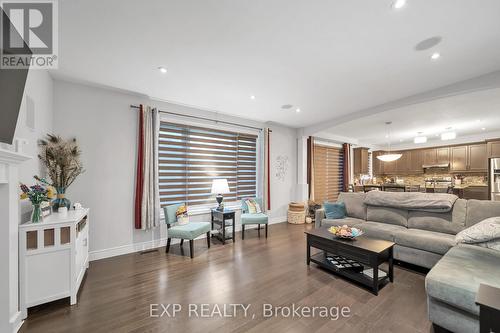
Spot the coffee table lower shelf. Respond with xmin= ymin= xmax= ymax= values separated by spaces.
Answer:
xmin=309 ymin=252 xmax=390 ymax=293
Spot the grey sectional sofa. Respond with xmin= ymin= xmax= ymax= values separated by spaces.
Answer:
xmin=315 ymin=192 xmax=500 ymax=333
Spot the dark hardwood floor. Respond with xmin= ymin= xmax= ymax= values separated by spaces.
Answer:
xmin=20 ymin=222 xmax=432 ymax=333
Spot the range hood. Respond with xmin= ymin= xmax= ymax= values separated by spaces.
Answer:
xmin=422 ymin=163 xmax=450 ymax=169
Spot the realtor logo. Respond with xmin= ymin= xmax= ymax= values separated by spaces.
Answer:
xmin=1 ymin=0 xmax=58 ymax=68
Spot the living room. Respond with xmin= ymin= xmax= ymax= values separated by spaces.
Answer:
xmin=1 ymin=1 xmax=500 ymax=333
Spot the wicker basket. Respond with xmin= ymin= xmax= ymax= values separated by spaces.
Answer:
xmin=288 ymin=210 xmax=306 ymax=224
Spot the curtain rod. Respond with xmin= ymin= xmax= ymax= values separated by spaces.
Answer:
xmin=130 ymin=104 xmax=263 ymax=131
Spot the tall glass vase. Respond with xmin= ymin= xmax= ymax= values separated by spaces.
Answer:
xmin=31 ymin=204 xmax=43 ymax=223
xmin=52 ymin=187 xmax=71 ymax=212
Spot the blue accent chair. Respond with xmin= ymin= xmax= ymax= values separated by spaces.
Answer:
xmin=164 ymin=204 xmax=211 ymax=258
xmin=241 ymin=198 xmax=268 ymax=239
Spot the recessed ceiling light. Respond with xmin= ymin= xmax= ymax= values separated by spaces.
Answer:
xmin=296 ymin=108 xmax=301 ymax=113
xmin=441 ymin=132 xmax=456 ymax=141
xmin=476 ymin=119 xmax=481 ymax=123
xmin=482 ymin=127 xmax=486 ymax=131
xmin=414 ymin=136 xmax=427 ymax=144
xmin=392 ymin=0 xmax=406 ymax=9
xmin=158 ymin=66 xmax=167 ymax=73
xmin=435 ymin=134 xmax=439 ymax=137
xmin=431 ymin=53 xmax=441 ymax=60
xmin=250 ymin=95 xmax=256 ymax=100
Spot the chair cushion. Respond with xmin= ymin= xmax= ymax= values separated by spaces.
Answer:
xmin=324 ymin=202 xmax=346 ymax=219
xmin=357 ymin=221 xmax=407 ymax=241
xmin=241 ymin=213 xmax=268 ymax=225
xmin=366 ymin=206 xmax=408 ymax=227
xmin=394 ymin=229 xmax=456 ymax=255
xmin=321 ymin=217 xmax=364 ymax=228
xmin=426 ymin=244 xmax=500 ymax=316
xmin=407 ymin=199 xmax=466 ymax=235
xmin=338 ymin=192 xmax=367 ymax=220
xmin=168 ymin=222 xmax=211 ymax=240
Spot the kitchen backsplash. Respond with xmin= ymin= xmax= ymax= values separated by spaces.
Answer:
xmin=366 ymin=173 xmax=488 ymax=186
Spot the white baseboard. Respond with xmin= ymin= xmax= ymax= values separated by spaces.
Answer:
xmin=89 ymin=217 xmax=288 ymax=262
xmin=11 ymin=311 xmax=23 ymax=333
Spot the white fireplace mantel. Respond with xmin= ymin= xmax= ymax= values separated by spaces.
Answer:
xmin=0 ymin=147 xmax=32 ymax=333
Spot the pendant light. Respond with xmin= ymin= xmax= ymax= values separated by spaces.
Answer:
xmin=377 ymin=121 xmax=402 ymax=162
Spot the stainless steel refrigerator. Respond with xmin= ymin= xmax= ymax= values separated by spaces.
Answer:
xmin=491 ymin=158 xmax=500 ymax=201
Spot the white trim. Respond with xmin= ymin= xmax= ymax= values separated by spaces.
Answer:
xmin=10 ymin=311 xmax=23 ymax=333
xmin=89 ymin=219 xmax=288 ymax=262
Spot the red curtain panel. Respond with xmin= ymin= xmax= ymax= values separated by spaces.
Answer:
xmin=134 ymin=105 xmax=145 ymax=229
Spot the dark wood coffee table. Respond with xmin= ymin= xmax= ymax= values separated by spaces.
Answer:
xmin=305 ymin=228 xmax=395 ymax=295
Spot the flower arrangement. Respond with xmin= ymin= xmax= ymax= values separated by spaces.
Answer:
xmin=19 ymin=183 xmax=55 ymax=222
xmin=328 ymin=225 xmax=364 ymax=239
xmin=36 ymin=134 xmax=84 ymax=211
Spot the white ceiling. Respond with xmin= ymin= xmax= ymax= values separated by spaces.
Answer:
xmin=326 ymin=87 xmax=500 ymax=148
xmin=53 ymin=0 xmax=500 ymax=128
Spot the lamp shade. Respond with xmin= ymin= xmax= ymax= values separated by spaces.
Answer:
xmin=211 ymin=179 xmax=230 ymax=194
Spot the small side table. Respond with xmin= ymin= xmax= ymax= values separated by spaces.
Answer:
xmin=476 ymin=284 xmax=500 ymax=333
xmin=211 ymin=209 xmax=235 ymax=245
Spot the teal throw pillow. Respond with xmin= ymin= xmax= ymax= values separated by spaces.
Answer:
xmin=324 ymin=202 xmax=346 ymax=219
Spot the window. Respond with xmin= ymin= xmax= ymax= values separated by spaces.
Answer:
xmin=158 ymin=122 xmax=258 ymax=207
xmin=313 ymin=144 xmax=344 ymax=202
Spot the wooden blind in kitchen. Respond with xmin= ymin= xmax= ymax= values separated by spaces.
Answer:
xmin=313 ymin=144 xmax=344 ymax=202
xmin=158 ymin=122 xmax=258 ymax=206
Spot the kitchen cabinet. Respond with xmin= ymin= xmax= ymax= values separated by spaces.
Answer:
xmin=468 ymin=144 xmax=488 ymax=172
xmin=396 ymin=151 xmax=409 ymax=174
xmin=436 ymin=147 xmax=450 ymax=165
xmin=463 ymin=186 xmax=489 ymax=200
xmin=488 ymin=140 xmax=500 ymax=158
xmin=408 ymin=150 xmax=423 ymax=173
xmin=451 ymin=145 xmax=468 ymax=172
xmin=353 ymin=147 xmax=369 ymax=175
xmin=373 ymin=151 xmax=384 ymax=176
xmin=451 ymin=144 xmax=487 ymax=173
xmin=423 ymin=147 xmax=449 ymax=165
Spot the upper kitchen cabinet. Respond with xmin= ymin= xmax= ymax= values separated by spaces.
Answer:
xmin=488 ymin=140 xmax=500 ymax=158
xmin=353 ymin=147 xmax=369 ymax=175
xmin=468 ymin=144 xmax=487 ymax=172
xmin=450 ymin=144 xmax=487 ymax=173
xmin=408 ymin=149 xmax=423 ymax=173
xmin=450 ymin=145 xmax=468 ymax=172
xmin=423 ymin=147 xmax=449 ymax=166
xmin=436 ymin=147 xmax=450 ymax=165
xmin=373 ymin=151 xmax=384 ymax=176
xmin=395 ymin=151 xmax=409 ymax=174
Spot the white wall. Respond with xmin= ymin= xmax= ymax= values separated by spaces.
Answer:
xmin=53 ymin=79 xmax=298 ymax=260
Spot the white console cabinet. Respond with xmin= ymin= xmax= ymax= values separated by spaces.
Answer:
xmin=19 ymin=208 xmax=89 ymax=319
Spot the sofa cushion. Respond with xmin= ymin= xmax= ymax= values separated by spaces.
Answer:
xmin=321 ymin=217 xmax=365 ymax=228
xmin=408 ymin=199 xmax=466 ymax=235
xmin=426 ymin=244 xmax=500 ymax=316
xmin=366 ymin=206 xmax=408 ymax=227
xmin=394 ymin=229 xmax=455 ymax=255
xmin=357 ymin=221 xmax=406 ymax=241
xmin=466 ymin=199 xmax=500 ymax=227
xmin=338 ymin=192 xmax=367 ymax=220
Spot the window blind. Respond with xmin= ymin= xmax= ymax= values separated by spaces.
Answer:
xmin=158 ymin=122 xmax=258 ymax=206
xmin=313 ymin=144 xmax=344 ymax=202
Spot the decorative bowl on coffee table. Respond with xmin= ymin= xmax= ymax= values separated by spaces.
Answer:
xmin=328 ymin=225 xmax=363 ymax=239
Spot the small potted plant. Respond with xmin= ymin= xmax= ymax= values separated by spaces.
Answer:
xmin=20 ymin=183 xmax=54 ymax=223
xmin=36 ymin=134 xmax=84 ymax=211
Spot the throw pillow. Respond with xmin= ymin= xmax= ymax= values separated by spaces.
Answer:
xmin=175 ymin=204 xmax=189 ymax=225
xmin=246 ymin=199 xmax=257 ymax=214
xmin=455 ymin=216 xmax=500 ymax=244
xmin=324 ymin=202 xmax=346 ymax=219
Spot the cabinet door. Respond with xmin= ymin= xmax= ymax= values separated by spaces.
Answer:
xmin=408 ymin=150 xmax=423 ymax=173
xmin=373 ymin=151 xmax=384 ymax=176
xmin=450 ymin=146 xmax=468 ymax=172
xmin=423 ymin=149 xmax=437 ymax=165
xmin=396 ymin=151 xmax=409 ymax=174
xmin=463 ymin=186 xmax=489 ymax=200
xmin=468 ymin=144 xmax=487 ymax=172
xmin=487 ymin=141 xmax=500 ymax=158
xmin=436 ymin=147 xmax=450 ymax=165
xmin=383 ymin=155 xmax=397 ymax=174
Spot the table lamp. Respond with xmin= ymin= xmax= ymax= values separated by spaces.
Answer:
xmin=211 ymin=179 xmax=230 ymax=210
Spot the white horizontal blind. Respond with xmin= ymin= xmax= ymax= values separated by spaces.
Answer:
xmin=158 ymin=122 xmax=257 ymax=206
